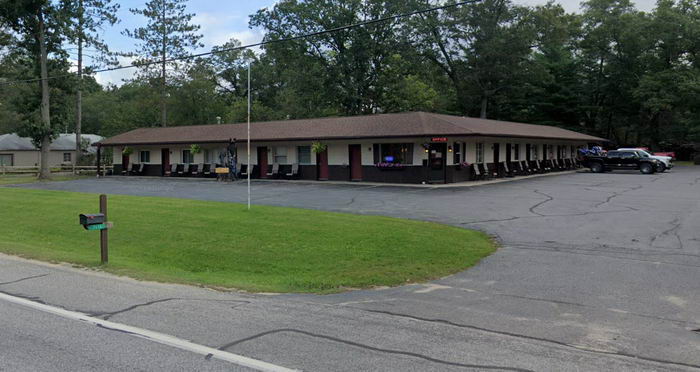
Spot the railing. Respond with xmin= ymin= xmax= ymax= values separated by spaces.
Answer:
xmin=0 ymin=165 xmax=114 ymax=176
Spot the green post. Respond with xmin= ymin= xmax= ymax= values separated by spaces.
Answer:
xmin=100 ymin=194 xmax=108 ymax=264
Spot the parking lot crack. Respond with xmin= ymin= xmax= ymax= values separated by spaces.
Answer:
xmin=218 ymin=328 xmax=533 ymax=371
xmin=528 ymin=190 xmax=554 ymax=216
xmin=359 ymin=309 xmax=700 ymax=370
xmin=91 ymin=298 xmax=251 ymax=320
xmin=594 ymin=185 xmax=643 ymax=208
xmin=0 ymin=274 xmax=49 ymax=286
xmin=650 ymin=217 xmax=684 ymax=249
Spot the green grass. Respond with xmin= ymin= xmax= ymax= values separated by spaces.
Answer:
xmin=0 ymin=174 xmax=88 ymax=185
xmin=0 ymin=188 xmax=496 ymax=293
xmin=674 ymin=161 xmax=697 ymax=166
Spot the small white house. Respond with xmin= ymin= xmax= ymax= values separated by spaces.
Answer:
xmin=0 ymin=133 xmax=103 ymax=167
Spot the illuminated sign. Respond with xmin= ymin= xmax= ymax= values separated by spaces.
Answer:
xmin=431 ymin=137 xmax=448 ymax=142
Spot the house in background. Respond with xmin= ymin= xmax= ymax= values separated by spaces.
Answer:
xmin=98 ymin=112 xmax=605 ymax=184
xmin=0 ymin=133 xmax=103 ymax=167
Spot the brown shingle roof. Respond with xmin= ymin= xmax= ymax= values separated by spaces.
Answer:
xmin=97 ymin=112 xmax=606 ymax=146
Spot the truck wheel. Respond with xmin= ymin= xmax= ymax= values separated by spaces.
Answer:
xmin=640 ymin=163 xmax=654 ymax=174
xmin=590 ymin=162 xmax=604 ymax=173
xmin=657 ymin=163 xmax=666 ymax=172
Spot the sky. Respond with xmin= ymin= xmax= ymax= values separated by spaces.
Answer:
xmin=89 ymin=0 xmax=657 ymax=86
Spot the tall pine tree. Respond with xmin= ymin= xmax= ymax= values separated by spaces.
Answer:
xmin=123 ymin=0 xmax=202 ymax=127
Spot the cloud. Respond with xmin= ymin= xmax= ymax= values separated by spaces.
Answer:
xmin=193 ymin=12 xmax=265 ymax=50
xmin=94 ymin=56 xmax=137 ymax=87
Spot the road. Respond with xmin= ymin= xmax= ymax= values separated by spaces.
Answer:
xmin=3 ymin=167 xmax=700 ymax=371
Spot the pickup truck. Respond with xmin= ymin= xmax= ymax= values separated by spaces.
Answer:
xmin=583 ymin=150 xmax=662 ymax=174
xmin=618 ymin=148 xmax=673 ymax=172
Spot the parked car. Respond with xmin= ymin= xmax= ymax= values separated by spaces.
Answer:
xmin=636 ymin=147 xmax=676 ymax=159
xmin=618 ymin=148 xmax=674 ymax=172
xmin=583 ymin=150 xmax=662 ymax=174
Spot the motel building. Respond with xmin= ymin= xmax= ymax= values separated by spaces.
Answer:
xmin=97 ymin=112 xmax=605 ymax=184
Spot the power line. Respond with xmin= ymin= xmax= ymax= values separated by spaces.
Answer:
xmin=0 ymin=0 xmax=480 ymax=87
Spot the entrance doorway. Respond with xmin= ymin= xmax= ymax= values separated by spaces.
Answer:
xmin=121 ymin=154 xmax=129 ymax=171
xmin=428 ymin=143 xmax=447 ymax=183
xmin=257 ymin=147 xmax=268 ymax=178
xmin=348 ymin=144 xmax=362 ymax=181
xmin=161 ymin=148 xmax=169 ymax=175
xmin=505 ymin=143 xmax=512 ymax=164
xmin=493 ymin=143 xmax=500 ymax=164
xmin=317 ymin=149 xmax=329 ymax=180
xmin=526 ymin=144 xmax=531 ymax=161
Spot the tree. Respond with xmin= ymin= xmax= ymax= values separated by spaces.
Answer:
xmin=407 ymin=0 xmax=536 ymax=118
xmin=123 ymin=0 xmax=202 ymax=127
xmin=251 ymin=0 xmax=411 ymax=116
xmin=578 ymin=0 xmax=647 ymax=143
xmin=632 ymin=0 xmax=700 ymax=148
xmin=0 ymin=0 xmax=66 ymax=178
xmin=62 ymin=0 xmax=119 ymax=165
xmin=210 ymin=38 xmax=257 ymax=100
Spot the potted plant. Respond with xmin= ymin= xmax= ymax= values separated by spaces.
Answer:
xmin=190 ymin=144 xmax=202 ymax=154
xmin=122 ymin=147 xmax=133 ymax=156
xmin=311 ymin=141 xmax=327 ymax=154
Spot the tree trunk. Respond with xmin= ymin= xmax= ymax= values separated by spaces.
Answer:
xmin=38 ymin=9 xmax=51 ymax=180
xmin=161 ymin=0 xmax=167 ymax=127
xmin=75 ymin=0 xmax=83 ymax=167
xmin=480 ymin=95 xmax=488 ymax=119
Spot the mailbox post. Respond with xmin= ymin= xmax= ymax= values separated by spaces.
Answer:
xmin=79 ymin=194 xmax=111 ymax=264
xmin=100 ymin=194 xmax=108 ymax=264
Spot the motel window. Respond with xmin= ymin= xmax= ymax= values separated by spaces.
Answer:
xmin=375 ymin=143 xmax=413 ymax=164
xmin=453 ymin=143 xmax=461 ymax=164
xmin=0 ymin=154 xmax=13 ymax=166
xmin=571 ymin=146 xmax=576 ymax=158
xmin=532 ymin=145 xmax=539 ymax=160
xmin=182 ymin=149 xmax=194 ymax=164
xmin=476 ymin=143 xmax=484 ymax=164
xmin=514 ymin=144 xmax=520 ymax=161
xmin=273 ymin=147 xmax=288 ymax=164
xmin=63 ymin=153 xmax=71 ymax=162
xmin=548 ymin=145 xmax=555 ymax=160
xmin=297 ymin=146 xmax=312 ymax=164
xmin=139 ymin=151 xmax=151 ymax=163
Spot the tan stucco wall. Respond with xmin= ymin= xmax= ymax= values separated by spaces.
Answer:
xmin=0 ymin=150 xmax=77 ymax=167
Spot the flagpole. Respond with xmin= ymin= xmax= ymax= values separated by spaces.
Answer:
xmin=247 ymin=61 xmax=251 ymax=210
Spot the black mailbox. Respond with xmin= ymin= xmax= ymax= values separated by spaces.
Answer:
xmin=80 ymin=213 xmax=105 ymax=227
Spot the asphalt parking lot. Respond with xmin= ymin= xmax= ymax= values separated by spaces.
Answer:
xmin=7 ymin=166 xmax=700 ymax=371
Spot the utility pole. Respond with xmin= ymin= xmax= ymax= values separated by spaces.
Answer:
xmin=161 ymin=0 xmax=167 ymax=127
xmin=75 ymin=0 xmax=84 ymax=168
xmin=37 ymin=8 xmax=51 ymax=180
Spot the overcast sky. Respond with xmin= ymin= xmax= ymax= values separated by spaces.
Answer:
xmin=90 ymin=0 xmax=658 ymax=86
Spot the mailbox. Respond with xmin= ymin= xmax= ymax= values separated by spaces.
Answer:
xmin=80 ymin=213 xmax=106 ymax=230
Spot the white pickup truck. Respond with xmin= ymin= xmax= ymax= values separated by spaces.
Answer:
xmin=617 ymin=148 xmax=673 ymax=172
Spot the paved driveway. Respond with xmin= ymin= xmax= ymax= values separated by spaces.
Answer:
xmin=8 ymin=167 xmax=700 ymax=371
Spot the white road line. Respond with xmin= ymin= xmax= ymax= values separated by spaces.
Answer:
xmin=0 ymin=292 xmax=299 ymax=372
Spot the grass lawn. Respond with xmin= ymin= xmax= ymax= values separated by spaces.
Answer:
xmin=674 ymin=161 xmax=697 ymax=166
xmin=0 ymin=174 xmax=88 ymax=185
xmin=0 ymin=188 xmax=496 ymax=293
